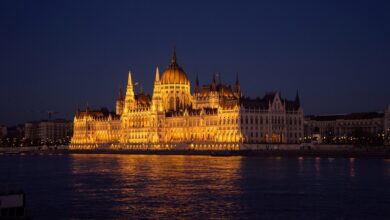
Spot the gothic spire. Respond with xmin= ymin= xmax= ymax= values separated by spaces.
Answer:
xmin=125 ymin=70 xmax=135 ymax=103
xmin=155 ymin=65 xmax=160 ymax=82
xmin=295 ymin=89 xmax=300 ymax=106
xmin=86 ymin=102 xmax=90 ymax=113
xmin=235 ymin=72 xmax=241 ymax=95
xmin=195 ymin=73 xmax=200 ymax=93
xmin=127 ymin=70 xmax=133 ymax=86
xmin=212 ymin=73 xmax=217 ymax=91
xmin=117 ymin=87 xmax=123 ymax=101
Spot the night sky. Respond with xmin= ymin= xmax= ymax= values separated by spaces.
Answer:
xmin=1 ymin=0 xmax=389 ymax=125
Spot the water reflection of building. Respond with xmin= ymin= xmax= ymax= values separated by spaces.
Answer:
xmin=70 ymin=49 xmax=304 ymax=150
xmin=114 ymin=155 xmax=243 ymax=218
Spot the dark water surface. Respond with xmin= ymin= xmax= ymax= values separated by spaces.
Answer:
xmin=1 ymin=154 xmax=390 ymax=219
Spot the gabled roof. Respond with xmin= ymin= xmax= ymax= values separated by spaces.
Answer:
xmin=241 ymin=92 xmax=300 ymax=110
xmin=76 ymin=108 xmax=120 ymax=120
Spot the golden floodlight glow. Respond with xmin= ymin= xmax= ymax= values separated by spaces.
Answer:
xmin=70 ymin=50 xmax=304 ymax=150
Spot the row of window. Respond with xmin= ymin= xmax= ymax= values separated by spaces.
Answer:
xmin=247 ymin=132 xmax=302 ymax=139
xmin=241 ymin=116 xmax=302 ymax=125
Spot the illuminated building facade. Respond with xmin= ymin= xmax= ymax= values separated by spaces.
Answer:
xmin=70 ymin=50 xmax=303 ymax=150
xmin=304 ymin=110 xmax=390 ymax=145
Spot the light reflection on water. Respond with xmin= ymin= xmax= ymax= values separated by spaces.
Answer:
xmin=1 ymin=154 xmax=390 ymax=219
xmin=69 ymin=155 xmax=243 ymax=218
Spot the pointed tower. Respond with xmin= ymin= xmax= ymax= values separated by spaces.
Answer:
xmin=117 ymin=87 xmax=123 ymax=101
xmin=195 ymin=74 xmax=200 ymax=94
xmin=124 ymin=70 xmax=135 ymax=111
xmin=295 ymin=89 xmax=300 ymax=106
xmin=86 ymin=102 xmax=90 ymax=114
xmin=235 ymin=72 xmax=241 ymax=97
xmin=212 ymin=73 xmax=217 ymax=91
xmin=154 ymin=65 xmax=160 ymax=82
xmin=152 ymin=65 xmax=163 ymax=112
xmin=76 ymin=104 xmax=80 ymax=115
xmin=116 ymin=87 xmax=124 ymax=115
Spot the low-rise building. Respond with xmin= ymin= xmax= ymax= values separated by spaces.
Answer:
xmin=385 ymin=106 xmax=390 ymax=145
xmin=385 ymin=105 xmax=390 ymax=133
xmin=0 ymin=125 xmax=7 ymax=138
xmin=0 ymin=125 xmax=24 ymax=147
xmin=305 ymin=111 xmax=387 ymax=145
xmin=24 ymin=119 xmax=73 ymax=145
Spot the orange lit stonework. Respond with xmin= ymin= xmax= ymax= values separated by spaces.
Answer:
xmin=70 ymin=50 xmax=304 ymax=150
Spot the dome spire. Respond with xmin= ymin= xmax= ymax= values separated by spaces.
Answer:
xmin=171 ymin=47 xmax=177 ymax=64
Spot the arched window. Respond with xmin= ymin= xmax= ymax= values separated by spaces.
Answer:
xmin=169 ymin=97 xmax=174 ymax=110
xmin=176 ymin=97 xmax=180 ymax=110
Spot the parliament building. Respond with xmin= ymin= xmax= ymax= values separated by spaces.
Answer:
xmin=70 ymin=50 xmax=304 ymax=150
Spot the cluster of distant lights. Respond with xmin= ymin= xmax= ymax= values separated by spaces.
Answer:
xmin=0 ymin=136 xmax=71 ymax=147
xmin=304 ymin=132 xmax=387 ymax=141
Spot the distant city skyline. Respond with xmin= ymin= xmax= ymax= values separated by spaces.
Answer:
xmin=1 ymin=0 xmax=389 ymax=125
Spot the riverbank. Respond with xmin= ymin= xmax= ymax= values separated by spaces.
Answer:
xmin=1 ymin=147 xmax=390 ymax=159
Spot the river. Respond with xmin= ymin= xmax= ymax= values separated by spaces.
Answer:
xmin=1 ymin=154 xmax=389 ymax=219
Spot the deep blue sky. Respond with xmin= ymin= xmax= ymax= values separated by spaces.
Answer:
xmin=1 ymin=0 xmax=389 ymax=125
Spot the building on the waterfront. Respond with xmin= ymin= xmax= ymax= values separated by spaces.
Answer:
xmin=5 ymin=125 xmax=24 ymax=140
xmin=24 ymin=119 xmax=73 ymax=145
xmin=70 ymin=50 xmax=303 ymax=150
xmin=385 ymin=105 xmax=390 ymax=133
xmin=304 ymin=110 xmax=389 ymax=145
xmin=0 ymin=125 xmax=6 ymax=138
xmin=0 ymin=125 xmax=24 ymax=147
xmin=385 ymin=105 xmax=390 ymax=145
xmin=240 ymin=92 xmax=303 ymax=144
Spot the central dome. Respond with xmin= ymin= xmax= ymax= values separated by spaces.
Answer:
xmin=161 ymin=49 xmax=189 ymax=84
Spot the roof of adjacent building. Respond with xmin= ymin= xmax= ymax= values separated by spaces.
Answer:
xmin=76 ymin=108 xmax=120 ymax=120
xmin=135 ymin=92 xmax=151 ymax=106
xmin=240 ymin=92 xmax=300 ymax=111
xmin=306 ymin=112 xmax=385 ymax=121
xmin=197 ymin=83 xmax=236 ymax=98
xmin=165 ymin=107 xmax=218 ymax=117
